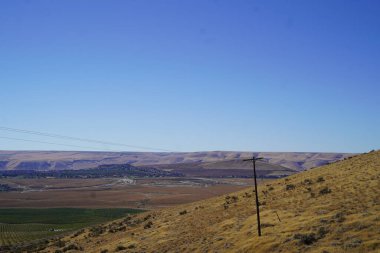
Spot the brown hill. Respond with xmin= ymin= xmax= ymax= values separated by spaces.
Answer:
xmin=0 ymin=150 xmax=352 ymax=171
xmin=149 ymin=159 xmax=296 ymax=178
xmin=42 ymin=150 xmax=379 ymax=252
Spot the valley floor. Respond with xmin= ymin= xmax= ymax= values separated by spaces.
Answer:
xmin=0 ymin=177 xmax=259 ymax=209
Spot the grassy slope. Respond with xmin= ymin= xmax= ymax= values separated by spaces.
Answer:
xmin=46 ymin=151 xmax=379 ymax=253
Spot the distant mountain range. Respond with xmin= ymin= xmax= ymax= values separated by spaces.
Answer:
xmin=0 ymin=151 xmax=353 ymax=172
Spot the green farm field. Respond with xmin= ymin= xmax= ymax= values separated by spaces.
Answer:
xmin=0 ymin=208 xmax=143 ymax=247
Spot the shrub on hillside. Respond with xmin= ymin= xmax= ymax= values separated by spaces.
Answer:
xmin=332 ymin=212 xmax=346 ymax=223
xmin=127 ymin=244 xmax=136 ymax=249
xmin=224 ymin=195 xmax=238 ymax=205
xmin=304 ymin=179 xmax=313 ymax=185
xmin=344 ymin=238 xmax=362 ymax=249
xmin=294 ymin=233 xmax=317 ymax=245
xmin=144 ymin=221 xmax=153 ymax=229
xmin=62 ymin=243 xmax=83 ymax=252
xmin=317 ymin=176 xmax=325 ymax=182
xmin=54 ymin=240 xmax=66 ymax=248
xmin=143 ymin=214 xmax=152 ymax=221
xmin=286 ymin=184 xmax=295 ymax=190
xmin=317 ymin=227 xmax=329 ymax=239
xmin=319 ymin=187 xmax=332 ymax=195
xmin=89 ymin=226 xmax=106 ymax=237
xmin=115 ymin=245 xmax=127 ymax=251
xmin=244 ymin=192 xmax=252 ymax=198
xmin=71 ymin=229 xmax=85 ymax=238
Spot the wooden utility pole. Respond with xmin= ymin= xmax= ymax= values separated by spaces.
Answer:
xmin=243 ymin=156 xmax=264 ymax=236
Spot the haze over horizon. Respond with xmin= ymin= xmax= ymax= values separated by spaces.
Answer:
xmin=1 ymin=0 xmax=379 ymax=153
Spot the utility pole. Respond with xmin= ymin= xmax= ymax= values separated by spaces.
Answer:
xmin=243 ymin=156 xmax=264 ymax=236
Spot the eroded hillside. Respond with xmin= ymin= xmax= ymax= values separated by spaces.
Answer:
xmin=0 ymin=151 xmax=352 ymax=171
xmin=30 ymin=151 xmax=380 ymax=252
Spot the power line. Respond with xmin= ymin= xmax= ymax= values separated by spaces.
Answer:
xmin=0 ymin=126 xmax=172 ymax=152
xmin=0 ymin=136 xmax=122 ymax=151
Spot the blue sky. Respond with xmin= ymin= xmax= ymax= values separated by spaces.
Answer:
xmin=0 ymin=0 xmax=379 ymax=153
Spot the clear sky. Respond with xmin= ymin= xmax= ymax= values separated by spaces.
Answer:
xmin=0 ymin=0 xmax=379 ymax=153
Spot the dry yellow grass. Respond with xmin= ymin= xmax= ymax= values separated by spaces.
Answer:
xmin=44 ymin=151 xmax=380 ymax=253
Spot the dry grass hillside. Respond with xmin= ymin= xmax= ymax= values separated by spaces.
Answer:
xmin=43 ymin=151 xmax=379 ymax=253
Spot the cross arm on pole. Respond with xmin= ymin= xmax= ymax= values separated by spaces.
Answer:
xmin=243 ymin=157 xmax=264 ymax=162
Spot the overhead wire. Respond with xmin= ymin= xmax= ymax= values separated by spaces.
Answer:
xmin=0 ymin=126 xmax=173 ymax=152
xmin=0 ymin=136 xmax=122 ymax=152
xmin=0 ymin=127 xmax=290 ymax=165
xmin=1 ymin=126 xmax=340 ymax=168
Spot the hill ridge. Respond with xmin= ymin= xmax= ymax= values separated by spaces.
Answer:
xmin=0 ymin=150 xmax=353 ymax=171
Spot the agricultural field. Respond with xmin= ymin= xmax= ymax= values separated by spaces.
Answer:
xmin=0 ymin=177 xmax=261 ymax=209
xmin=0 ymin=208 xmax=143 ymax=247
